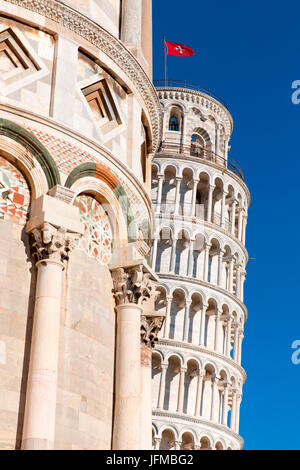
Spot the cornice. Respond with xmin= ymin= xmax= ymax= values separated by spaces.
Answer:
xmin=158 ymin=273 xmax=248 ymax=321
xmin=2 ymin=0 xmax=162 ymax=152
xmin=156 ymin=338 xmax=247 ymax=382
xmin=152 ymin=410 xmax=244 ymax=448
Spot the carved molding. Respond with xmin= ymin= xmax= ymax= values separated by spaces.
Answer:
xmin=3 ymin=0 xmax=162 ymax=152
xmin=111 ymin=265 xmax=157 ymax=306
xmin=30 ymin=222 xmax=79 ymax=263
xmin=141 ymin=315 xmax=164 ymax=349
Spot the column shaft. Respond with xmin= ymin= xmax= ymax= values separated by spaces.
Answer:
xmin=230 ymin=391 xmax=237 ymax=430
xmin=183 ymin=301 xmax=191 ymax=342
xmin=217 ymin=250 xmax=224 ymax=287
xmin=207 ymin=185 xmax=214 ymax=222
xmin=169 ymin=238 xmax=177 ymax=273
xmin=194 ymin=373 xmax=203 ymax=416
xmin=233 ymin=324 xmax=239 ymax=362
xmin=199 ymin=305 xmax=207 ymax=346
xmin=231 ymin=200 xmax=237 ymax=236
xmin=174 ymin=178 xmax=182 ymax=215
xmin=121 ymin=0 xmax=142 ymax=46
xmin=156 ymin=176 xmax=164 ymax=214
xmin=113 ymin=304 xmax=142 ymax=450
xmin=140 ymin=345 xmax=152 ymax=450
xmin=157 ymin=364 xmax=167 ymax=409
xmin=203 ymin=244 xmax=211 ymax=282
xmin=163 ymin=296 xmax=172 ymax=338
xmin=190 ymin=180 xmax=198 ymax=217
xmin=222 ymin=386 xmax=229 ymax=426
xmin=22 ymin=259 xmax=64 ymax=450
xmin=221 ymin=191 xmax=227 ymax=228
xmin=177 ymin=368 xmax=186 ymax=413
xmin=187 ymin=241 xmax=194 ymax=277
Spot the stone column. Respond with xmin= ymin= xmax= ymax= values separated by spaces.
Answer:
xmin=230 ymin=389 xmax=237 ymax=430
xmin=241 ymin=270 xmax=246 ymax=302
xmin=140 ymin=314 xmax=164 ymax=450
xmin=232 ymin=322 xmax=239 ymax=362
xmin=235 ymin=265 xmax=242 ymax=299
xmin=111 ymin=260 xmax=158 ymax=450
xmin=169 ymin=237 xmax=177 ymax=273
xmin=22 ymin=194 xmax=82 ymax=450
xmin=217 ymin=249 xmax=225 ymax=287
xmin=210 ymin=375 xmax=219 ymax=422
xmin=231 ymin=199 xmax=237 ymax=236
xmin=199 ymin=304 xmax=208 ymax=346
xmin=242 ymin=214 xmax=248 ymax=245
xmin=235 ymin=393 xmax=242 ymax=433
xmin=228 ymin=257 xmax=235 ymax=293
xmin=225 ymin=315 xmax=232 ymax=357
xmin=157 ymin=362 xmax=168 ymax=409
xmin=163 ymin=295 xmax=173 ymax=338
xmin=121 ymin=0 xmax=142 ymax=46
xmin=238 ymin=329 xmax=244 ymax=365
xmin=174 ymin=177 xmax=182 ymax=215
xmin=221 ymin=190 xmax=227 ymax=229
xmin=190 ymin=179 xmax=198 ymax=217
xmin=214 ymin=309 xmax=223 ymax=353
xmin=187 ymin=239 xmax=195 ymax=277
xmin=237 ymin=208 xmax=244 ymax=241
xmin=177 ymin=366 xmax=186 ymax=413
xmin=207 ymin=184 xmax=214 ymax=223
xmin=183 ymin=300 xmax=192 ymax=342
xmin=141 ymin=0 xmax=153 ymax=76
xmin=222 ymin=382 xmax=229 ymax=426
xmin=155 ymin=175 xmax=164 ymax=214
xmin=22 ymin=223 xmax=80 ymax=449
xmin=194 ymin=371 xmax=204 ymax=416
xmin=203 ymin=243 xmax=211 ymax=282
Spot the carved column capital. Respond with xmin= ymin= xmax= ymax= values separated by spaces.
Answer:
xmin=140 ymin=315 xmax=164 ymax=349
xmin=111 ymin=264 xmax=157 ymax=306
xmin=30 ymin=222 xmax=80 ymax=264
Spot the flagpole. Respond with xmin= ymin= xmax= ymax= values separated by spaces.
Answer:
xmin=164 ymin=36 xmax=167 ymax=87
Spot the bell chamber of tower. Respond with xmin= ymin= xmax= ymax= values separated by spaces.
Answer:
xmin=151 ymin=83 xmax=250 ymax=451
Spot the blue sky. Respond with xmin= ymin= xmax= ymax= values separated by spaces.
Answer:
xmin=153 ymin=0 xmax=300 ymax=450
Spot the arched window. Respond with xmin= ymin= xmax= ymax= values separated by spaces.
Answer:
xmin=168 ymin=107 xmax=181 ymax=131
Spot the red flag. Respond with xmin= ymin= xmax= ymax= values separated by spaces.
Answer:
xmin=165 ymin=40 xmax=195 ymax=57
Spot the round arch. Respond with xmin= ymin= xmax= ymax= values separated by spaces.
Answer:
xmin=0 ymin=118 xmax=60 ymax=191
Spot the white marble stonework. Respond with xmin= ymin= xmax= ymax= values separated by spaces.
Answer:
xmin=151 ymin=86 xmax=250 ymax=451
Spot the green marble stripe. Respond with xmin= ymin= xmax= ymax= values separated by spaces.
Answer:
xmin=0 ymin=119 xmax=60 ymax=188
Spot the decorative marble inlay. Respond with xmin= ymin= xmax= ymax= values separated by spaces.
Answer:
xmin=74 ymin=194 xmax=112 ymax=265
xmin=26 ymin=126 xmax=149 ymax=239
xmin=0 ymin=156 xmax=30 ymax=224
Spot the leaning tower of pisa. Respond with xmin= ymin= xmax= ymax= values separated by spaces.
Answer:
xmin=151 ymin=81 xmax=250 ymax=451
